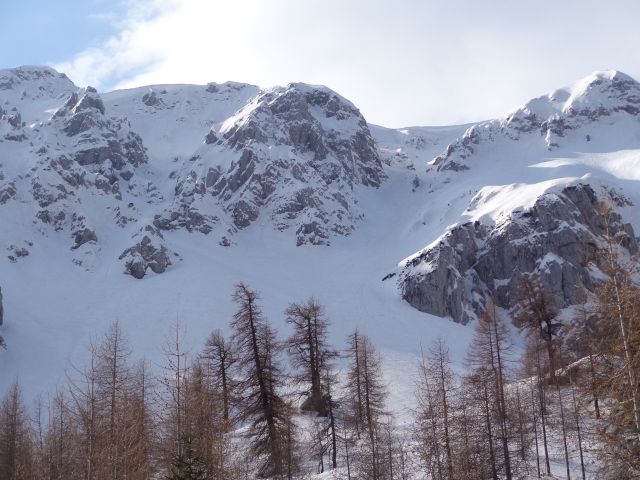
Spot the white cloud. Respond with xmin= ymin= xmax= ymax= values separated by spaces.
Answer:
xmin=55 ymin=0 xmax=640 ymax=127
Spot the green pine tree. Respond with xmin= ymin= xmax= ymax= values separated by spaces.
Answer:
xmin=166 ymin=441 xmax=208 ymax=480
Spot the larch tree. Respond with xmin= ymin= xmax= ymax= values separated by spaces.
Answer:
xmin=66 ymin=338 xmax=103 ymax=480
xmin=429 ymin=339 xmax=455 ymax=480
xmin=345 ymin=330 xmax=387 ymax=480
xmin=591 ymin=233 xmax=640 ymax=474
xmin=40 ymin=389 xmax=80 ymax=479
xmin=230 ymin=282 xmax=293 ymax=478
xmin=465 ymin=302 xmax=513 ymax=480
xmin=284 ymin=297 xmax=337 ymax=416
xmin=201 ymin=329 xmax=237 ymax=430
xmin=415 ymin=348 xmax=445 ymax=480
xmin=0 ymin=381 xmax=35 ymax=480
xmin=158 ymin=320 xmax=191 ymax=472
xmin=96 ymin=320 xmax=132 ymax=480
xmin=122 ymin=359 xmax=155 ymax=480
xmin=516 ymin=275 xmax=561 ymax=381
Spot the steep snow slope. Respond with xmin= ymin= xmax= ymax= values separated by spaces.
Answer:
xmin=102 ymin=81 xmax=260 ymax=174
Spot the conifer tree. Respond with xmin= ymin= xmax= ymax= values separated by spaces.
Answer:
xmin=517 ymin=275 xmax=561 ymax=381
xmin=166 ymin=439 xmax=208 ymax=480
xmin=230 ymin=283 xmax=293 ymax=478
xmin=66 ymin=339 xmax=102 ymax=480
xmin=284 ymin=297 xmax=337 ymax=415
xmin=158 ymin=321 xmax=191 ymax=471
xmin=345 ymin=330 xmax=387 ymax=480
xmin=590 ymin=229 xmax=640 ymax=475
xmin=96 ymin=320 xmax=132 ymax=480
xmin=0 ymin=381 xmax=36 ymax=480
xmin=465 ymin=302 xmax=513 ymax=480
xmin=201 ymin=329 xmax=237 ymax=429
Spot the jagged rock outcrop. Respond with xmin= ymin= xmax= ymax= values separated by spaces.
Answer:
xmin=156 ymin=83 xmax=385 ymax=245
xmin=51 ymin=86 xmax=147 ymax=170
xmin=119 ymin=226 xmax=174 ymax=279
xmin=0 ymin=67 xmax=153 ymax=259
xmin=398 ymin=184 xmax=638 ymax=324
xmin=3 ymin=64 xmax=640 ymax=294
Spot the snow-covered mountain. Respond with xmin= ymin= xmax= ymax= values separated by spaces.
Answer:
xmin=1 ymin=66 xmax=640 ymax=407
xmin=396 ymin=70 xmax=640 ymax=324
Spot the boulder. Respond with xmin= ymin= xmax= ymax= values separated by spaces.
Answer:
xmin=119 ymin=226 xmax=174 ymax=279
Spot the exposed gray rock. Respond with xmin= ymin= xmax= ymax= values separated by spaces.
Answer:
xmin=72 ymin=228 xmax=97 ymax=249
xmin=73 ymin=87 xmax=105 ymax=114
xmin=204 ymin=129 xmax=218 ymax=144
xmin=52 ymin=88 xmax=148 ymax=175
xmin=119 ymin=226 xmax=173 ymax=279
xmin=0 ymin=286 xmax=3 ymax=326
xmin=6 ymin=244 xmax=30 ymax=263
xmin=0 ymin=182 xmax=16 ymax=204
xmin=6 ymin=112 xmax=21 ymax=128
xmin=398 ymin=184 xmax=638 ymax=324
xmin=161 ymin=83 xmax=384 ymax=244
xmin=142 ymin=89 xmax=162 ymax=107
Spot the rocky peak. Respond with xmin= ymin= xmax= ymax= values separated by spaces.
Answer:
xmin=49 ymin=86 xmax=147 ymax=169
xmin=156 ymin=83 xmax=384 ymax=245
xmin=219 ymin=83 xmax=382 ymax=185
xmin=70 ymin=86 xmax=106 ymax=115
xmin=434 ymin=70 xmax=640 ymax=171
xmin=0 ymin=65 xmax=76 ymax=99
xmin=553 ymin=70 xmax=639 ymax=114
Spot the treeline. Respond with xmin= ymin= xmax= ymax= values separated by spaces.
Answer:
xmin=1 ymin=240 xmax=639 ymax=479
xmin=409 ymin=224 xmax=640 ymax=480
xmin=0 ymin=283 xmax=395 ymax=480
xmin=411 ymin=229 xmax=640 ymax=480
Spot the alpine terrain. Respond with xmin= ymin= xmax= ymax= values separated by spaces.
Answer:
xmin=1 ymin=65 xmax=640 ymax=478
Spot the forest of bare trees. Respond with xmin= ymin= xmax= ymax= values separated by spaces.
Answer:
xmin=1 ymin=238 xmax=639 ymax=479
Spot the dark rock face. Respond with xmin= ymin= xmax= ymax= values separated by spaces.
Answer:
xmin=398 ymin=184 xmax=638 ymax=324
xmin=119 ymin=226 xmax=173 ymax=279
xmin=142 ymin=90 xmax=162 ymax=107
xmin=53 ymin=89 xmax=148 ymax=171
xmin=72 ymin=228 xmax=97 ymax=249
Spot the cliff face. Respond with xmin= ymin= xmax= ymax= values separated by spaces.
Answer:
xmin=154 ymin=83 xmax=384 ymax=246
xmin=398 ymin=184 xmax=638 ymax=324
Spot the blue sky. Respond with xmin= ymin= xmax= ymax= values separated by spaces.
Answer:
xmin=0 ymin=1 xmax=123 ymax=67
xmin=2 ymin=0 xmax=640 ymax=127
